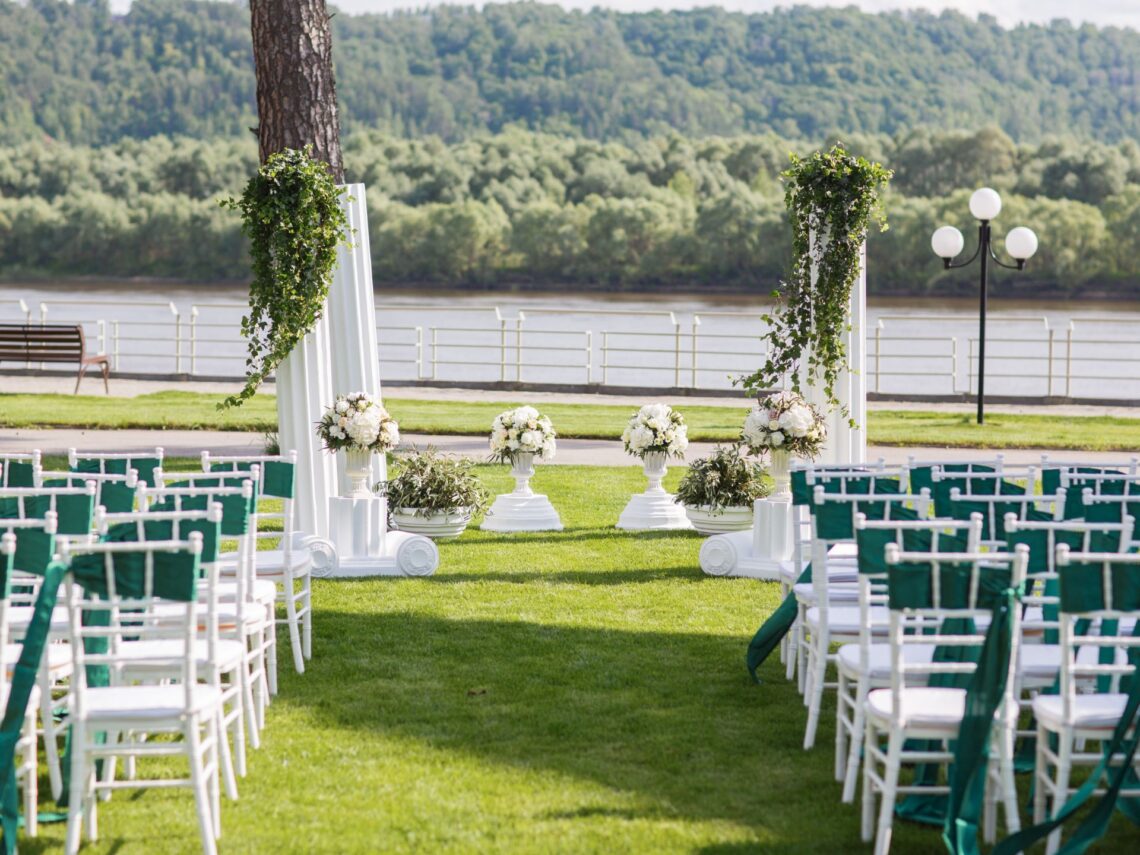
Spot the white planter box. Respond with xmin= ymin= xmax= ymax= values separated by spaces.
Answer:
xmin=683 ymin=504 xmax=754 ymax=535
xmin=391 ymin=507 xmax=473 ymax=539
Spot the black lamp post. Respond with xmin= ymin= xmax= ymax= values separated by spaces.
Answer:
xmin=931 ymin=188 xmax=1039 ymax=425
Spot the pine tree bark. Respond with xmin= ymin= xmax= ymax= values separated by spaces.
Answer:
xmin=249 ymin=0 xmax=344 ymax=181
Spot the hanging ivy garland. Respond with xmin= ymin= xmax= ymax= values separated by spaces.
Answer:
xmin=219 ymin=147 xmax=350 ymax=409
xmin=739 ymin=144 xmax=891 ymax=421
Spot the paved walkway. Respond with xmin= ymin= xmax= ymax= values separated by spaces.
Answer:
xmin=2 ymin=374 xmax=1138 ymax=418
xmin=2 ymin=427 xmax=1135 ymax=467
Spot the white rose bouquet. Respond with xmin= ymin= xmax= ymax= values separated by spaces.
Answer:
xmin=489 ymin=405 xmax=557 ymax=463
xmin=621 ymin=403 xmax=689 ymax=459
xmin=741 ymin=391 xmax=826 ymax=459
xmin=316 ymin=392 xmax=400 ymax=453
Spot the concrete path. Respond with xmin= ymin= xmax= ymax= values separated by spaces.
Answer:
xmin=2 ymin=427 xmax=1135 ymax=467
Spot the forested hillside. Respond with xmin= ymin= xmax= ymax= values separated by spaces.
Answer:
xmin=2 ymin=0 xmax=1140 ymax=145
xmin=3 ymin=128 xmax=1136 ymax=295
xmin=3 ymin=0 xmax=1140 ymax=295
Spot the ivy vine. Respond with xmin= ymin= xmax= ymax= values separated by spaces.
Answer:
xmin=738 ymin=144 xmax=891 ymax=421
xmin=219 ymin=147 xmax=350 ymax=409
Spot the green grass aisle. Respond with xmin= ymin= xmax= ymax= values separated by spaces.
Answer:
xmin=24 ymin=467 xmax=1140 ymax=852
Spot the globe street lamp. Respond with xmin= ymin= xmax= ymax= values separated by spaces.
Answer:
xmin=931 ymin=188 xmax=1038 ymax=424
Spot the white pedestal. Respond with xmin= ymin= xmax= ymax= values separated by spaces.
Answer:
xmin=699 ymin=496 xmax=795 ymax=579
xmin=324 ymin=496 xmax=439 ymax=577
xmin=481 ymin=492 xmax=563 ymax=532
xmin=616 ymin=490 xmax=691 ymax=530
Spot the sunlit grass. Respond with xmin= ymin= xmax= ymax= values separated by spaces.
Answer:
xmin=5 ymin=391 xmax=1140 ymax=451
xmin=21 ymin=466 xmax=1140 ymax=853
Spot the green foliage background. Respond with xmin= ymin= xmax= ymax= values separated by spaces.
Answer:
xmin=3 ymin=0 xmax=1140 ymax=294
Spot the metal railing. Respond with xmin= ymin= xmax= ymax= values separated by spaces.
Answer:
xmin=5 ymin=297 xmax=1140 ymax=402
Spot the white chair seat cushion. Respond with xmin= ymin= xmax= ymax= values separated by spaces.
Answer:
xmin=867 ymin=686 xmax=966 ymax=728
xmin=806 ymin=605 xmax=890 ymax=634
xmin=206 ymin=579 xmax=277 ymax=606
xmin=794 ymin=582 xmax=860 ymax=605
xmin=838 ymin=643 xmax=938 ymax=679
xmin=216 ymin=549 xmax=311 ymax=576
xmin=778 ymin=544 xmax=859 ymax=584
xmin=80 ymin=684 xmax=223 ymax=723
xmin=1033 ymin=693 xmax=1129 ymax=730
xmin=117 ymin=638 xmax=246 ymax=671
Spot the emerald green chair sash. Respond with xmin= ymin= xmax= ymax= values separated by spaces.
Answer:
xmin=71 ymin=456 xmax=161 ymax=488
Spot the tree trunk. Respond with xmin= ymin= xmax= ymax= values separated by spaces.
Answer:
xmin=249 ymin=0 xmax=344 ymax=181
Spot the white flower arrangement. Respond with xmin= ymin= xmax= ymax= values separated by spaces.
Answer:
xmin=742 ymin=391 xmax=826 ymax=459
xmin=316 ymin=392 xmax=400 ymax=453
xmin=621 ymin=403 xmax=689 ymax=459
xmin=489 ymin=405 xmax=557 ymax=463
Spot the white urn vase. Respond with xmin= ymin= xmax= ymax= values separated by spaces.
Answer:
xmin=769 ymin=448 xmax=792 ymax=499
xmin=343 ymin=447 xmax=375 ymax=499
xmin=615 ymin=450 xmax=692 ymax=531
xmin=510 ymin=451 xmax=536 ymax=496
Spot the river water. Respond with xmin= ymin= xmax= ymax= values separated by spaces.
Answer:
xmin=2 ymin=281 xmax=1139 ymax=402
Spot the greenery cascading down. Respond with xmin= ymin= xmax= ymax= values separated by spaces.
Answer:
xmin=740 ymin=144 xmax=891 ymax=418
xmin=220 ymin=147 xmax=349 ymax=409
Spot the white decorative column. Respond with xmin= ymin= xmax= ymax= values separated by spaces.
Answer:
xmin=318 ymin=183 xmax=438 ymax=577
xmin=804 ymin=240 xmax=866 ymax=466
xmin=327 ymin=183 xmax=386 ymax=486
xmin=276 ymin=319 xmax=337 ymax=540
xmin=703 ymin=236 xmax=866 ymax=578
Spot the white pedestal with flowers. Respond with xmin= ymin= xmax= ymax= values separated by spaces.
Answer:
xmin=481 ymin=406 xmax=563 ymax=533
xmin=317 ymin=393 xmax=439 ymax=577
xmin=616 ymin=404 xmax=692 ymax=531
xmin=699 ymin=393 xmax=825 ymax=579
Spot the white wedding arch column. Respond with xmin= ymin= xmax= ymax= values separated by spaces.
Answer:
xmin=278 ymin=183 xmax=439 ymax=577
xmin=700 ymin=237 xmax=867 ymax=578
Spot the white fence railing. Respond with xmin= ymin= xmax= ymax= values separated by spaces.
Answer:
xmin=3 ymin=298 xmax=1139 ymax=402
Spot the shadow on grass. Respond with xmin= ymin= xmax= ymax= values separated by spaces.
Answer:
xmin=456 ymin=527 xmax=703 ymax=547
xmin=275 ymin=610 xmax=954 ymax=853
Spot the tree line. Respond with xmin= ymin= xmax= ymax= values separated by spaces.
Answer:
xmin=4 ymin=1 xmax=1140 ymax=145
xmin=2 ymin=127 xmax=1139 ymax=295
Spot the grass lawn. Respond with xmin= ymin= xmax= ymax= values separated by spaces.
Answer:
xmin=23 ymin=466 xmax=1140 ymax=853
xmin=4 ymin=390 xmax=1140 ymax=451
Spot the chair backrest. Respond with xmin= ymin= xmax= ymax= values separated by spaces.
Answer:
xmin=0 ymin=511 xmax=58 ymax=579
xmin=0 ymin=483 xmax=97 ymax=537
xmin=790 ymin=460 xmax=891 ymax=506
xmin=1004 ymin=514 xmax=1135 ymax=643
xmin=905 ymin=456 xmax=1003 ymax=496
xmin=69 ymin=447 xmax=163 ymax=488
xmin=42 ymin=468 xmax=139 ymax=514
xmin=852 ymin=514 xmax=984 ymax=673
xmin=943 ymin=484 xmax=1059 ymax=545
xmin=1057 ymin=470 xmax=1140 ymax=520
xmin=201 ymin=452 xmax=295 ymax=545
xmin=1078 ymin=490 xmax=1140 ymax=539
xmin=0 ymin=453 xmax=41 ymax=489
xmin=145 ymin=480 xmax=256 ymax=616
xmin=882 ymin=545 xmax=1028 ymax=724
xmin=1053 ymin=547 xmax=1140 ymax=722
xmin=59 ymin=535 xmax=206 ymax=718
xmin=1039 ymin=456 xmax=1139 ymax=503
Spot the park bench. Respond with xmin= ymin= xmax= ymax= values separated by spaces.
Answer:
xmin=0 ymin=323 xmax=110 ymax=394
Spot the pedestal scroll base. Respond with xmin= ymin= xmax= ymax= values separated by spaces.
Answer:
xmin=480 ymin=492 xmax=563 ymax=532
xmin=323 ymin=496 xmax=439 ymax=577
xmin=699 ymin=496 xmax=795 ymax=579
xmin=616 ymin=490 xmax=692 ymax=531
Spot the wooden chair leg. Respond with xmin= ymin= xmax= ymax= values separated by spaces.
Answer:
xmin=101 ymin=362 xmax=110 ymax=394
xmin=74 ymin=363 xmax=88 ymax=395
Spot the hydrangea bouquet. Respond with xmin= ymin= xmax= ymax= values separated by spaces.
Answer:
xmin=741 ymin=391 xmax=826 ymax=458
xmin=316 ymin=392 xmax=400 ymax=453
xmin=489 ymin=405 xmax=557 ymax=463
xmin=621 ymin=403 xmax=689 ymax=459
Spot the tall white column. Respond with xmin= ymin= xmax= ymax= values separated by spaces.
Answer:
xmin=803 ymin=236 xmax=867 ymax=466
xmin=276 ymin=316 xmax=337 ymax=538
xmin=326 ymin=183 xmax=386 ymax=488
